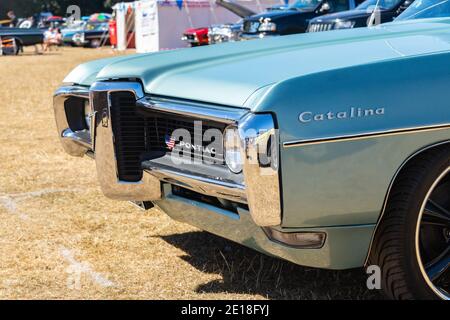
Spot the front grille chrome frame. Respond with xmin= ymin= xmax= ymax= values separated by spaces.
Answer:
xmin=55 ymin=81 xmax=282 ymax=226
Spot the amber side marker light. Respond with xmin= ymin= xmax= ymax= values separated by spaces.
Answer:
xmin=263 ymin=228 xmax=326 ymax=249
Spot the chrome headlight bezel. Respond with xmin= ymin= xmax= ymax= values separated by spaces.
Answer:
xmin=224 ymin=126 xmax=243 ymax=174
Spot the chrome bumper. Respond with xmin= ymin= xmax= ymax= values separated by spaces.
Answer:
xmin=239 ymin=33 xmax=279 ymax=41
xmin=54 ymin=82 xmax=281 ymax=226
xmin=53 ymin=86 xmax=92 ymax=157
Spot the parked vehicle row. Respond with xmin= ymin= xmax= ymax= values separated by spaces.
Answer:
xmin=0 ymin=11 xmax=111 ymax=54
xmin=182 ymin=0 xmax=418 ymax=47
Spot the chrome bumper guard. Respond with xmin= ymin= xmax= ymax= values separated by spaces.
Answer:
xmin=53 ymin=86 xmax=91 ymax=157
xmin=89 ymin=82 xmax=161 ymax=201
xmin=54 ymin=82 xmax=281 ymax=226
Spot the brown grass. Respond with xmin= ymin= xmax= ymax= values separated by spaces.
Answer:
xmin=0 ymin=47 xmax=382 ymax=300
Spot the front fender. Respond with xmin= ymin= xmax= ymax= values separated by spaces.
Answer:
xmin=251 ymin=52 xmax=450 ymax=227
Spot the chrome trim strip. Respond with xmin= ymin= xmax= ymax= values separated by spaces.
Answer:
xmin=284 ymin=124 xmax=450 ymax=148
xmin=90 ymin=81 xmax=162 ymax=201
xmin=144 ymin=167 xmax=247 ymax=204
xmin=239 ymin=113 xmax=281 ymax=226
xmin=54 ymin=85 xmax=90 ymax=99
xmin=53 ymin=85 xmax=91 ymax=157
xmin=90 ymin=81 xmax=145 ymax=99
xmin=136 ymin=96 xmax=248 ymax=124
xmin=364 ymin=140 xmax=450 ymax=266
xmin=61 ymin=129 xmax=91 ymax=149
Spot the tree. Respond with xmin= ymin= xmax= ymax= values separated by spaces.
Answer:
xmin=0 ymin=0 xmax=123 ymax=19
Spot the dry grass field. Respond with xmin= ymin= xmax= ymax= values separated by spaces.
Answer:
xmin=0 ymin=47 xmax=382 ymax=300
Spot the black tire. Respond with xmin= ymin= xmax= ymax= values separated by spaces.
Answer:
xmin=369 ymin=145 xmax=450 ymax=300
xmin=89 ymin=39 xmax=101 ymax=48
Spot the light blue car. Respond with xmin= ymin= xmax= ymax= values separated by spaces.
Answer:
xmin=53 ymin=0 xmax=450 ymax=300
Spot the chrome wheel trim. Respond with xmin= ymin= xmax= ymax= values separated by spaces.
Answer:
xmin=416 ymin=166 xmax=450 ymax=300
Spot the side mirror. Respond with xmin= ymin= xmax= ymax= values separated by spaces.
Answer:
xmin=320 ymin=2 xmax=331 ymax=13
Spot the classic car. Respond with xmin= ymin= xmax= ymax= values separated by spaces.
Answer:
xmin=0 ymin=27 xmax=44 ymax=54
xmin=307 ymin=0 xmax=414 ymax=32
xmin=62 ymin=21 xmax=87 ymax=46
xmin=68 ymin=21 xmax=110 ymax=48
xmin=208 ymin=23 xmax=244 ymax=44
xmin=54 ymin=8 xmax=450 ymax=299
xmin=208 ymin=0 xmax=256 ymax=44
xmin=240 ymin=0 xmax=365 ymax=39
xmin=182 ymin=0 xmax=256 ymax=46
xmin=182 ymin=27 xmax=209 ymax=47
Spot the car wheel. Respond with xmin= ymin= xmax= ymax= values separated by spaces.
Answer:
xmin=89 ymin=39 xmax=101 ymax=48
xmin=369 ymin=145 xmax=450 ymax=300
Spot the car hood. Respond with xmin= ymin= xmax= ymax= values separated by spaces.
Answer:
xmin=64 ymin=54 xmax=141 ymax=86
xmin=311 ymin=9 xmax=372 ymax=22
xmin=73 ymin=18 xmax=450 ymax=108
xmin=216 ymin=0 xmax=255 ymax=18
xmin=184 ymin=27 xmax=208 ymax=34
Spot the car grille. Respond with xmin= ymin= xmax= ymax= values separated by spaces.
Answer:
xmin=109 ymin=92 xmax=227 ymax=182
xmin=243 ymin=21 xmax=260 ymax=33
xmin=184 ymin=34 xmax=196 ymax=40
xmin=308 ymin=23 xmax=334 ymax=33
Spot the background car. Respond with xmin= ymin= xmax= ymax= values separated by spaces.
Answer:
xmin=308 ymin=0 xmax=414 ymax=32
xmin=208 ymin=0 xmax=256 ymax=44
xmin=0 ymin=26 xmax=44 ymax=54
xmin=181 ymin=27 xmax=209 ymax=47
xmin=240 ymin=0 xmax=365 ymax=40
xmin=69 ymin=21 xmax=110 ymax=48
xmin=395 ymin=0 xmax=450 ymax=20
xmin=61 ymin=20 xmax=86 ymax=46
xmin=182 ymin=0 xmax=257 ymax=46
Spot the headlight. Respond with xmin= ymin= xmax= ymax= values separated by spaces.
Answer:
xmin=334 ymin=20 xmax=355 ymax=29
xmin=84 ymin=100 xmax=91 ymax=130
xmin=224 ymin=127 xmax=242 ymax=174
xmin=258 ymin=21 xmax=277 ymax=32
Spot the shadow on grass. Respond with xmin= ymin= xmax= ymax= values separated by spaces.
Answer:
xmin=160 ymin=231 xmax=384 ymax=300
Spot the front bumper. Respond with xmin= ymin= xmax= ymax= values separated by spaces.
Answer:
xmin=181 ymin=35 xmax=200 ymax=45
xmin=157 ymin=184 xmax=374 ymax=269
xmin=54 ymin=82 xmax=282 ymax=227
xmin=240 ymin=32 xmax=279 ymax=40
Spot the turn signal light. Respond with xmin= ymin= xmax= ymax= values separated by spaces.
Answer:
xmin=263 ymin=228 xmax=326 ymax=249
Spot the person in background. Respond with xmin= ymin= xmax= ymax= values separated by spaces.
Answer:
xmin=7 ymin=11 xmax=18 ymax=27
xmin=43 ymin=28 xmax=62 ymax=52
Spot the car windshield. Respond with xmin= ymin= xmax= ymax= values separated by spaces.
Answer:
xmin=356 ymin=0 xmax=404 ymax=10
xmin=396 ymin=0 xmax=450 ymax=20
xmin=288 ymin=0 xmax=322 ymax=10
